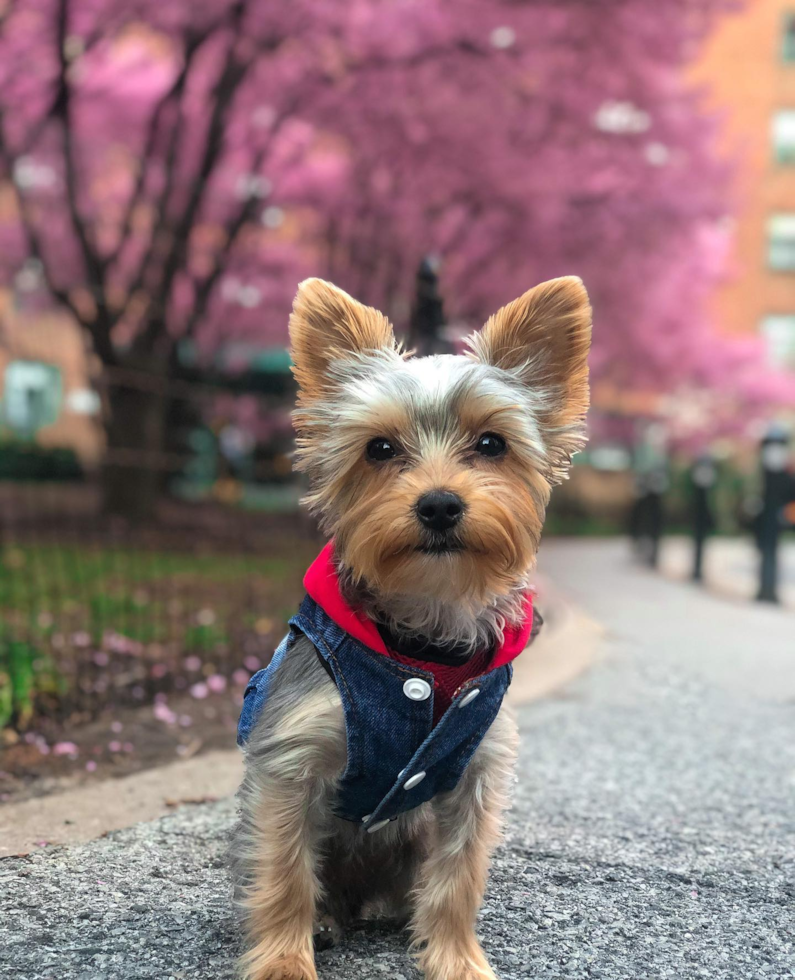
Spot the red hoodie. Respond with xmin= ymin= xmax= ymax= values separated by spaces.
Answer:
xmin=304 ymin=542 xmax=534 ymax=719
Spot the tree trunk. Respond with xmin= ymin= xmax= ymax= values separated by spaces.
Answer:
xmin=102 ymin=363 xmax=168 ymax=523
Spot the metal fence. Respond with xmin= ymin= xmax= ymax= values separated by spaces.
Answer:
xmin=0 ymin=370 xmax=316 ymax=734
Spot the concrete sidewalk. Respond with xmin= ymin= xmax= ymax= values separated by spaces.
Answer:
xmin=2 ymin=539 xmax=794 ymax=980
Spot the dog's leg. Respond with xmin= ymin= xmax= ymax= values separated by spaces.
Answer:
xmin=410 ymin=707 xmax=519 ymax=980
xmin=235 ymin=688 xmax=346 ymax=980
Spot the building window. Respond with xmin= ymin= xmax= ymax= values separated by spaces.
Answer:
xmin=773 ymin=110 xmax=795 ymax=162
xmin=767 ymin=214 xmax=795 ymax=269
xmin=1 ymin=360 xmax=62 ymax=437
xmin=784 ymin=12 xmax=795 ymax=61
xmin=762 ymin=315 xmax=795 ymax=368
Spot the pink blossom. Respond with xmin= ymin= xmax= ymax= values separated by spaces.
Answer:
xmin=189 ymin=682 xmax=209 ymax=700
xmin=53 ymin=741 xmax=78 ymax=757
xmin=103 ymin=632 xmax=144 ymax=656
xmin=153 ymin=703 xmax=178 ymax=725
xmin=0 ymin=0 xmax=787 ymax=475
xmin=206 ymin=674 xmax=227 ymax=694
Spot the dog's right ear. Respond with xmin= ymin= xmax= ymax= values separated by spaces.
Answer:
xmin=289 ymin=278 xmax=398 ymax=401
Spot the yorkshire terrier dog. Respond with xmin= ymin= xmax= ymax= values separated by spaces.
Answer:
xmin=233 ymin=275 xmax=591 ymax=980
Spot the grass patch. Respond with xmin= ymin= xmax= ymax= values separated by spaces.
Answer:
xmin=0 ymin=631 xmax=65 ymax=729
xmin=0 ymin=538 xmax=315 ymax=730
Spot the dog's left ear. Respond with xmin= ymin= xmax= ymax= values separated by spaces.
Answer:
xmin=469 ymin=275 xmax=591 ymax=430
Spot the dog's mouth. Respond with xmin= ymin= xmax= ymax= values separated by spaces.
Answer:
xmin=416 ymin=537 xmax=465 ymax=556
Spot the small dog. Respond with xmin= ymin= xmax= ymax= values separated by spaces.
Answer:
xmin=232 ymin=275 xmax=591 ymax=980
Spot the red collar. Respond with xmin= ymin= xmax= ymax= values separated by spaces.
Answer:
xmin=303 ymin=541 xmax=534 ymax=670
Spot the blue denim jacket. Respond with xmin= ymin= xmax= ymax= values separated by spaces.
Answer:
xmin=238 ymin=594 xmax=513 ymax=830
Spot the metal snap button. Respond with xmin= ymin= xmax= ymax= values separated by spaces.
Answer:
xmin=403 ymin=678 xmax=432 ymax=701
xmin=458 ymin=688 xmax=481 ymax=708
xmin=366 ymin=818 xmax=391 ymax=834
xmin=403 ymin=771 xmax=427 ymax=791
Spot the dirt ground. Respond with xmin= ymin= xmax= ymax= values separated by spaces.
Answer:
xmin=0 ymin=685 xmax=245 ymax=805
xmin=1 ymin=511 xmax=319 ymax=806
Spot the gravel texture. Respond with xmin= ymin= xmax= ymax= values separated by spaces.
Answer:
xmin=2 ymin=540 xmax=794 ymax=980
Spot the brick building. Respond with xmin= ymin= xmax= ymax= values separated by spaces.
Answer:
xmin=693 ymin=0 xmax=795 ymax=369
xmin=0 ymin=288 xmax=103 ymax=465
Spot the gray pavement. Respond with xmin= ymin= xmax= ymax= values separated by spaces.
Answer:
xmin=660 ymin=536 xmax=795 ymax=607
xmin=2 ymin=539 xmax=794 ymax=980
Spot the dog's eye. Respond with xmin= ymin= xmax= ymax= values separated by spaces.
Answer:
xmin=367 ymin=437 xmax=398 ymax=461
xmin=475 ymin=433 xmax=506 ymax=457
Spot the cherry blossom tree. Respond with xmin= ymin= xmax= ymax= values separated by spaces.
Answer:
xmin=0 ymin=0 xmax=771 ymax=517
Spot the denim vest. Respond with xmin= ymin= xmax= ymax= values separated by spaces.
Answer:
xmin=238 ymin=594 xmax=513 ymax=831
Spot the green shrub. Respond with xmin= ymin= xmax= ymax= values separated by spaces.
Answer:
xmin=0 ymin=442 xmax=84 ymax=482
xmin=0 ymin=631 xmax=63 ymax=730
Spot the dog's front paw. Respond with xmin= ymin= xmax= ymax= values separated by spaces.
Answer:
xmin=241 ymin=951 xmax=318 ymax=980
xmin=425 ymin=967 xmax=497 ymax=980
xmin=419 ymin=941 xmax=498 ymax=980
xmin=313 ymin=913 xmax=342 ymax=951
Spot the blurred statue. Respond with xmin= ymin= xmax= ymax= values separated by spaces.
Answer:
xmin=756 ymin=423 xmax=794 ymax=603
xmin=629 ymin=422 xmax=670 ymax=568
xmin=690 ymin=453 xmax=717 ymax=582
xmin=409 ymin=256 xmax=451 ymax=356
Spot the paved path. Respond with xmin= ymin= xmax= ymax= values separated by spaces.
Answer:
xmin=2 ymin=539 xmax=794 ymax=980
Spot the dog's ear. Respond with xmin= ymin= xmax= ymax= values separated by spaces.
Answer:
xmin=469 ymin=276 xmax=591 ymax=430
xmin=289 ymin=278 xmax=397 ymax=401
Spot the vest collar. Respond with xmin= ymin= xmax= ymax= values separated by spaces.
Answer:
xmin=303 ymin=541 xmax=534 ymax=670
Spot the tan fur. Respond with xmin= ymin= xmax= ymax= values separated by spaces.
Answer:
xmin=467 ymin=276 xmax=591 ymax=485
xmin=336 ymin=450 xmax=542 ymax=609
xmin=410 ymin=707 xmax=519 ymax=980
xmin=289 ymin=278 xmax=399 ymax=402
xmin=238 ymin=689 xmax=346 ymax=980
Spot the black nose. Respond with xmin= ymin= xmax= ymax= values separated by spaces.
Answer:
xmin=416 ymin=490 xmax=465 ymax=532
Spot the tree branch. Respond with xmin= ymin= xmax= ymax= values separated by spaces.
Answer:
xmin=0 ymin=124 xmax=117 ymax=365
xmin=121 ymin=2 xmax=257 ymax=348
xmin=51 ymin=0 xmax=108 ymax=295
xmin=105 ymin=35 xmax=203 ymax=269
